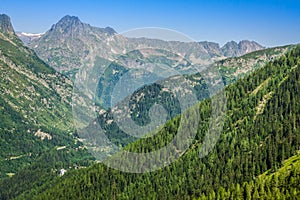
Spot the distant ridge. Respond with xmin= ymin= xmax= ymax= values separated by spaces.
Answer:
xmin=222 ymin=40 xmax=264 ymax=57
xmin=21 ymin=15 xmax=265 ymax=73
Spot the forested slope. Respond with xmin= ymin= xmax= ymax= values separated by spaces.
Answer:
xmin=14 ymin=46 xmax=300 ymax=199
xmin=198 ymin=152 xmax=300 ymax=199
xmin=0 ymin=16 xmax=93 ymax=197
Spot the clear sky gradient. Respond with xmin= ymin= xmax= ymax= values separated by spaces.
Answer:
xmin=1 ymin=0 xmax=300 ymax=47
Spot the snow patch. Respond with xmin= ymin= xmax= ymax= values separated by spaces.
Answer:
xmin=19 ymin=32 xmax=44 ymax=37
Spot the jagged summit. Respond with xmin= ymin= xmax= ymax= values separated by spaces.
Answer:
xmin=60 ymin=15 xmax=81 ymax=23
xmin=221 ymin=40 xmax=264 ymax=57
xmin=48 ymin=15 xmax=116 ymax=36
xmin=0 ymin=14 xmax=14 ymax=34
xmin=48 ymin=15 xmax=85 ymax=36
xmin=238 ymin=40 xmax=264 ymax=53
xmin=56 ymin=15 xmax=83 ymax=28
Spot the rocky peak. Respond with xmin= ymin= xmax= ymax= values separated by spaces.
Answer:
xmin=222 ymin=40 xmax=264 ymax=57
xmin=0 ymin=14 xmax=15 ymax=34
xmin=47 ymin=15 xmax=116 ymax=37
xmin=57 ymin=15 xmax=82 ymax=27
xmin=49 ymin=15 xmax=85 ymax=36
xmin=221 ymin=41 xmax=238 ymax=57
xmin=238 ymin=40 xmax=264 ymax=54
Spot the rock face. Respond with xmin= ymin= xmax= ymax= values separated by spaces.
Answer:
xmin=25 ymin=15 xmax=265 ymax=74
xmin=0 ymin=14 xmax=14 ymax=34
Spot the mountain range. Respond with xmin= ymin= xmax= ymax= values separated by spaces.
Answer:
xmin=22 ymin=15 xmax=264 ymax=74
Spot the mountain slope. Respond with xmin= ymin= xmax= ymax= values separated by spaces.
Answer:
xmin=217 ymin=45 xmax=294 ymax=84
xmin=0 ymin=14 xmax=90 ymax=180
xmin=16 ymin=45 xmax=300 ymax=199
xmin=0 ymin=41 xmax=291 ymax=199
xmin=92 ymin=44 xmax=292 ymax=150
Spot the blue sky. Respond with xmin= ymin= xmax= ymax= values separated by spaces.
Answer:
xmin=1 ymin=0 xmax=300 ymax=47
